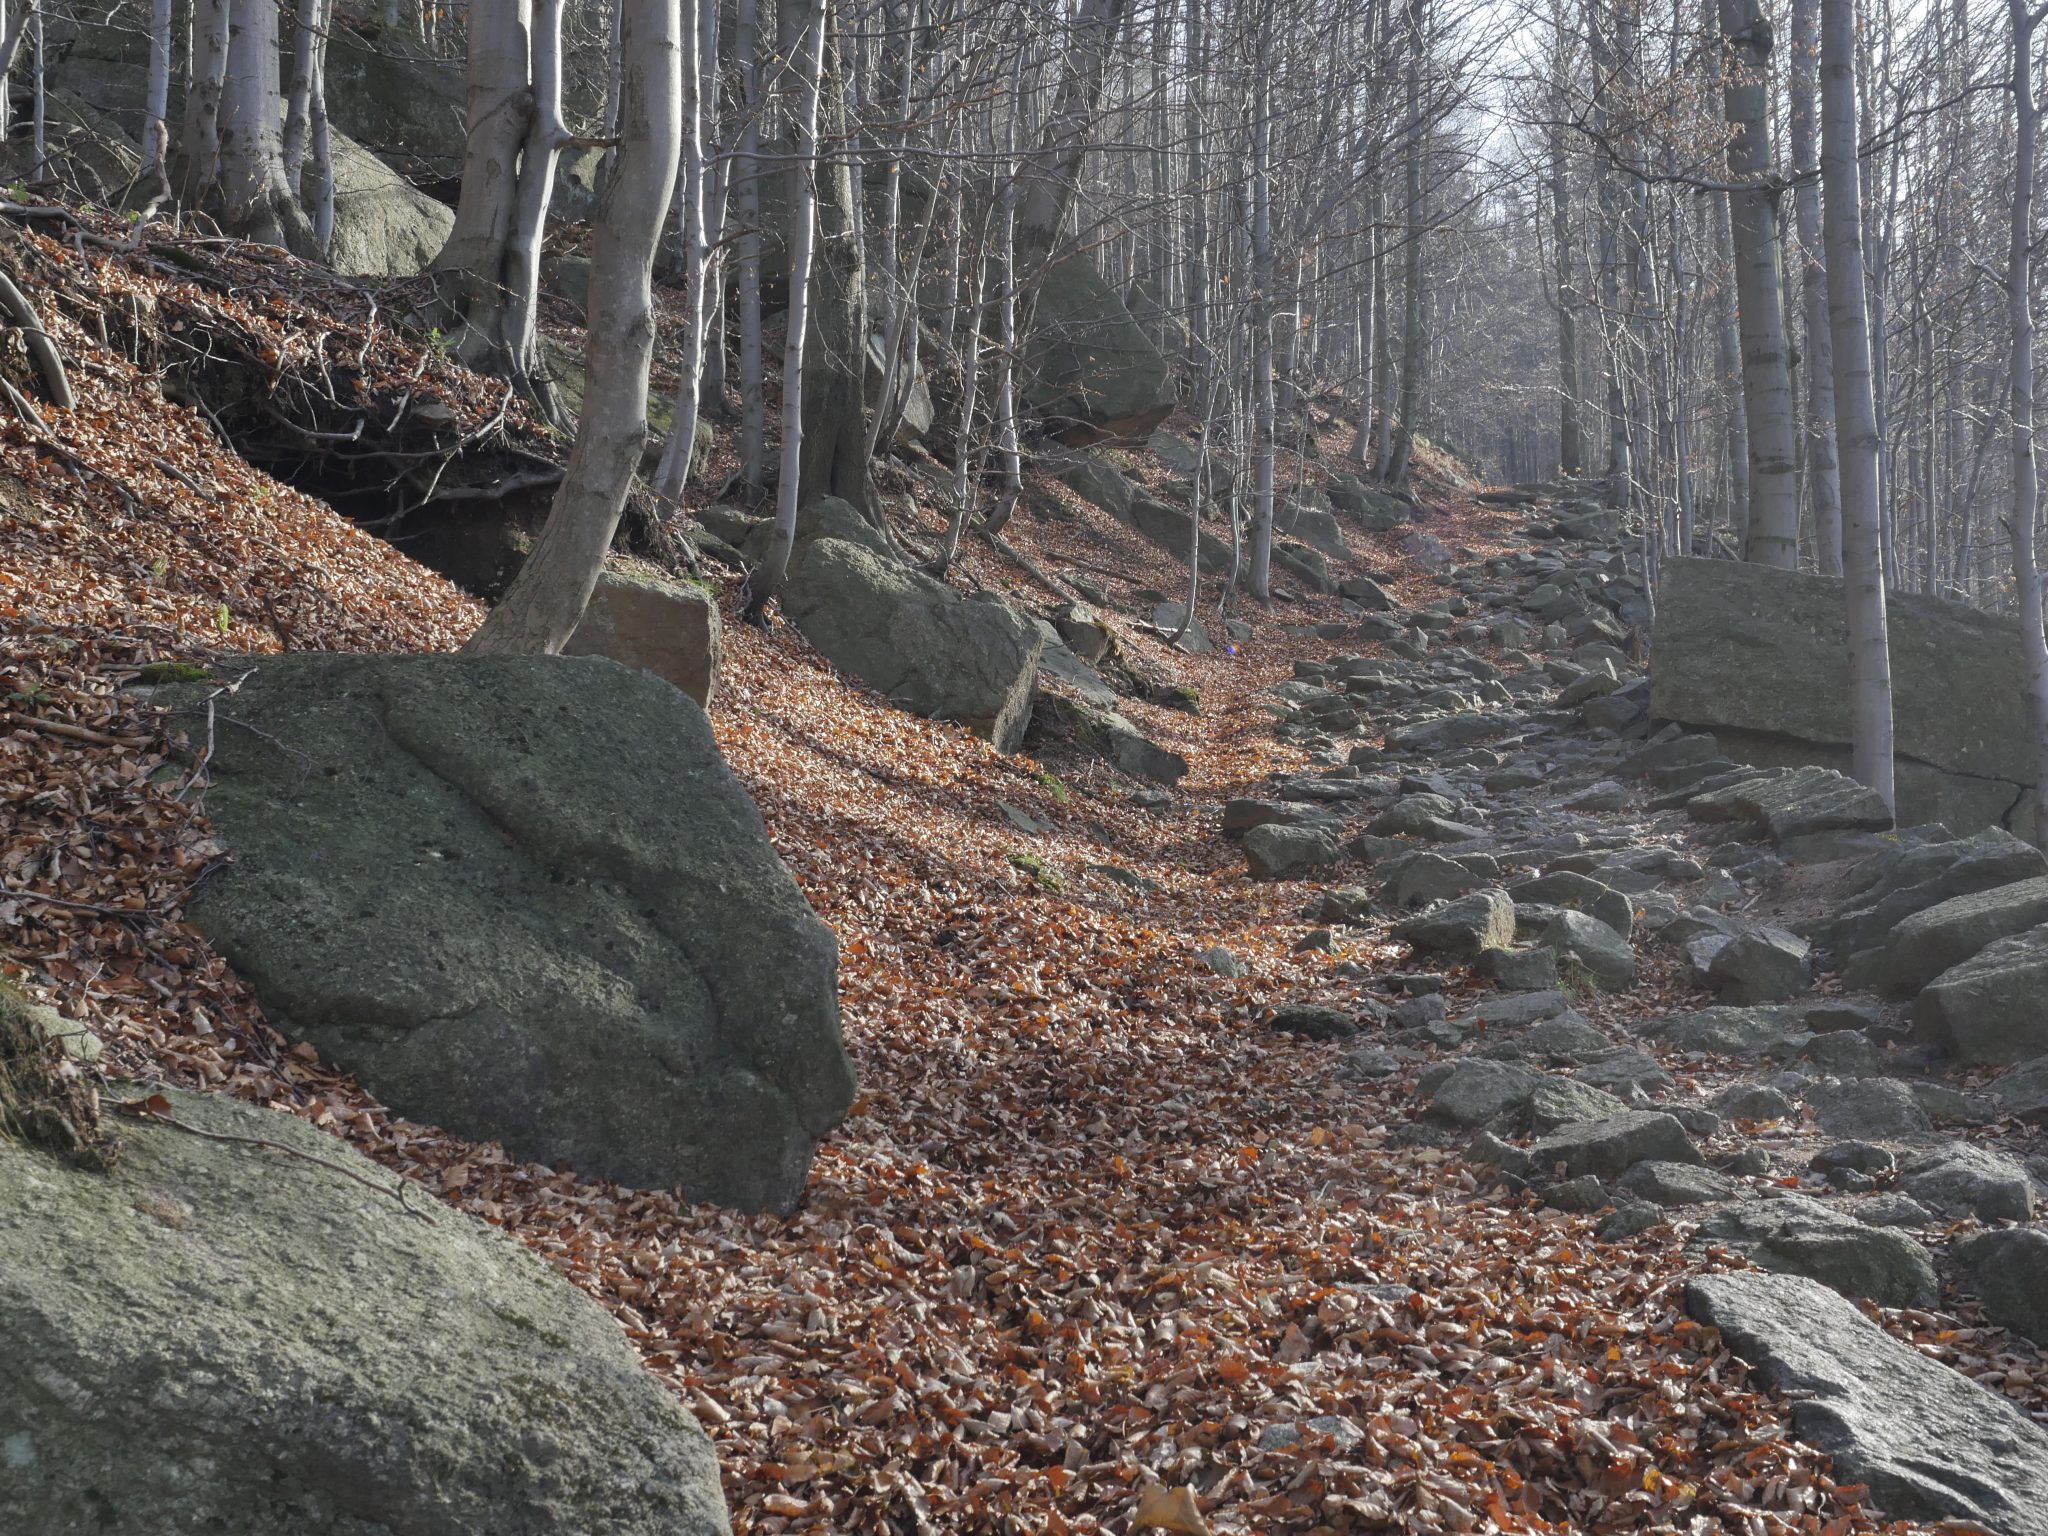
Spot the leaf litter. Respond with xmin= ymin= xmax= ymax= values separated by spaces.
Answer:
xmin=0 ymin=218 xmax=2011 ymax=1536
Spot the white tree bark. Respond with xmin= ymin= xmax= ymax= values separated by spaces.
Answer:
xmin=1822 ymin=0 xmax=1894 ymax=806
xmin=464 ymin=0 xmax=683 ymax=655
xmin=744 ymin=0 xmax=828 ymax=614
xmin=1717 ymin=0 xmax=1801 ymax=568
xmin=1248 ymin=59 xmax=1276 ymax=602
xmin=1384 ymin=0 xmax=1426 ymax=486
xmin=178 ymin=0 xmax=230 ymax=205
xmin=144 ymin=0 xmax=172 ymax=173
xmin=2008 ymin=0 xmax=2048 ymax=844
xmin=1790 ymin=0 xmax=1842 ymax=574
xmin=215 ymin=0 xmax=316 ymax=252
xmin=734 ymin=0 xmax=766 ymax=498
xmin=435 ymin=0 xmax=533 ymax=352
xmin=651 ymin=0 xmax=714 ymax=513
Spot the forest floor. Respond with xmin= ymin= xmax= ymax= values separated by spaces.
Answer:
xmin=1 ymin=221 xmax=2027 ymax=1535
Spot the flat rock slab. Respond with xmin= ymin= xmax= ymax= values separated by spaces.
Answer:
xmin=0 ymin=1087 xmax=730 ymax=1536
xmin=164 ymin=653 xmax=854 ymax=1210
xmin=1696 ymin=1195 xmax=1937 ymax=1307
xmin=1688 ymin=1271 xmax=2048 ymax=1533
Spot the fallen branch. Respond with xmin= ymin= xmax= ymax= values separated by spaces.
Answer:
xmin=0 ymin=710 xmax=155 ymax=748
xmin=0 ymin=268 xmax=75 ymax=409
xmin=116 ymin=1092 xmax=438 ymax=1225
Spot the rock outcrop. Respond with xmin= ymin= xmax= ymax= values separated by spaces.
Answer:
xmin=161 ymin=652 xmax=853 ymax=1210
xmin=0 ymin=1086 xmax=732 ymax=1536
xmin=1689 ymin=1272 xmax=2048 ymax=1533
xmin=565 ymin=566 xmax=723 ymax=709
xmin=1651 ymin=556 xmax=2037 ymax=836
xmin=1024 ymin=255 xmax=1177 ymax=443
xmin=746 ymin=499 xmax=1042 ymax=750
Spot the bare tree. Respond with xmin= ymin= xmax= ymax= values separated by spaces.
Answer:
xmin=1822 ymin=0 xmax=1894 ymax=804
xmin=2008 ymin=0 xmax=2048 ymax=842
xmin=1717 ymin=0 xmax=1800 ymax=568
xmin=465 ymin=0 xmax=686 ymax=654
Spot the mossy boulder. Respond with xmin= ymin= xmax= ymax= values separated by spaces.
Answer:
xmin=0 ymin=1086 xmax=730 ymax=1535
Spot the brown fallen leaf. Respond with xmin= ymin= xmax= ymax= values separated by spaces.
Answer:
xmin=1132 ymin=1482 xmax=1213 ymax=1536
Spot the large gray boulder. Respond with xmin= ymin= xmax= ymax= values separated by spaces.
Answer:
xmin=1696 ymin=1195 xmax=1937 ymax=1307
xmin=1953 ymin=1228 xmax=2048 ymax=1346
xmin=1025 ymin=255 xmax=1177 ymax=443
xmin=163 ymin=653 xmax=853 ymax=1210
xmin=1687 ymin=1270 xmax=2048 ymax=1533
xmin=565 ymin=566 xmax=722 ymax=709
xmin=325 ymin=128 xmax=458 ymax=277
xmin=1827 ymin=825 xmax=2048 ymax=958
xmin=1394 ymin=889 xmax=1516 ymax=960
xmin=1882 ymin=877 xmax=2048 ymax=994
xmin=749 ymin=499 xmax=1042 ymax=751
xmin=0 ymin=1086 xmax=730 ymax=1536
xmin=1652 ymin=557 xmax=2038 ymax=836
xmin=1684 ymin=765 xmax=1894 ymax=843
xmin=1914 ymin=923 xmax=2048 ymax=1063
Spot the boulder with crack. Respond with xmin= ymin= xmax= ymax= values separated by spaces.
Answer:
xmin=160 ymin=653 xmax=854 ymax=1211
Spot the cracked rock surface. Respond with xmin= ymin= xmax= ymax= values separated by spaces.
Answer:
xmin=163 ymin=652 xmax=853 ymax=1210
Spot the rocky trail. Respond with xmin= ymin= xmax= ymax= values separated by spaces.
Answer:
xmin=7 ymin=245 xmax=2048 ymax=1532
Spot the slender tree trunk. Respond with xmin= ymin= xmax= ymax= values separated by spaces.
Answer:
xmin=145 ymin=0 xmax=172 ymax=171
xmin=1550 ymin=44 xmax=1582 ymax=478
xmin=434 ymin=0 xmax=533 ymax=343
xmin=1790 ymin=0 xmax=1842 ymax=573
xmin=465 ymin=0 xmax=683 ymax=654
xmin=214 ymin=0 xmax=317 ymax=252
xmin=1248 ymin=62 xmax=1276 ymax=602
xmin=735 ymin=0 xmax=766 ymax=499
xmin=178 ymin=0 xmax=231 ymax=205
xmin=788 ymin=0 xmax=869 ymax=511
xmin=2009 ymin=0 xmax=2048 ymax=843
xmin=651 ymin=0 xmax=713 ymax=512
xmin=746 ymin=0 xmax=828 ymax=613
xmin=1822 ymin=0 xmax=1894 ymax=805
xmin=1717 ymin=0 xmax=1800 ymax=567
xmin=1385 ymin=0 xmax=1426 ymax=486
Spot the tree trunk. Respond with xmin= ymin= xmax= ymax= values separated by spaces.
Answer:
xmin=788 ymin=0 xmax=868 ymax=512
xmin=1247 ymin=61 xmax=1276 ymax=602
xmin=735 ymin=0 xmax=766 ymax=499
xmin=1550 ymin=40 xmax=1582 ymax=478
xmin=1821 ymin=0 xmax=1894 ymax=805
xmin=651 ymin=0 xmax=717 ymax=511
xmin=1012 ymin=0 xmax=1130 ymax=284
xmin=1790 ymin=0 xmax=1842 ymax=574
xmin=434 ymin=0 xmax=533 ymax=344
xmin=2009 ymin=0 xmax=2048 ymax=843
xmin=214 ymin=0 xmax=317 ymax=252
xmin=746 ymin=0 xmax=827 ymax=614
xmin=464 ymin=0 xmax=682 ymax=654
xmin=178 ymin=0 xmax=230 ymax=205
xmin=1384 ymin=0 xmax=1426 ymax=486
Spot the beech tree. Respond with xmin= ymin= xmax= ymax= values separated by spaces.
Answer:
xmin=464 ymin=0 xmax=685 ymax=654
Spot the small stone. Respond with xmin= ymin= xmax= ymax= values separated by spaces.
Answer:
xmin=1714 ymin=1083 xmax=1796 ymax=1122
xmin=1269 ymin=1003 xmax=1359 ymax=1040
xmin=1475 ymin=945 xmax=1560 ymax=990
xmin=1523 ymin=1111 xmax=1700 ymax=1180
xmin=1393 ymin=889 xmax=1517 ymax=960
xmin=1812 ymin=1141 xmax=1896 ymax=1176
xmin=1526 ymin=1079 xmax=1630 ymax=1132
xmin=1543 ymin=1174 xmax=1610 ymax=1211
xmin=1200 ymin=946 xmax=1244 ymax=977
xmin=1597 ymin=1199 xmax=1667 ymax=1239
xmin=1898 ymin=1143 xmax=2036 ymax=1223
xmin=1293 ymin=928 xmax=1337 ymax=953
xmin=1706 ymin=927 xmax=1811 ymax=1005
xmin=1544 ymin=909 xmax=1637 ymax=990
